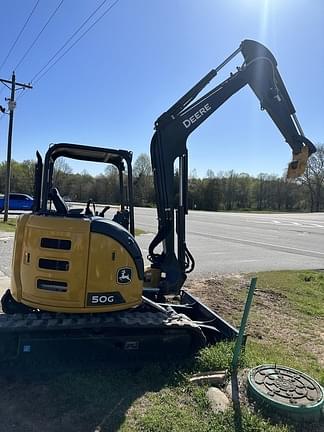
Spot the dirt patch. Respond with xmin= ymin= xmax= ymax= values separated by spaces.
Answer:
xmin=185 ymin=273 xmax=324 ymax=368
xmin=185 ymin=273 xmax=247 ymax=326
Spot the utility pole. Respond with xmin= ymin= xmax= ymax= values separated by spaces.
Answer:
xmin=0 ymin=73 xmax=32 ymax=222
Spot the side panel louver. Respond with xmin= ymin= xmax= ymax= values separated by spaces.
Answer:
xmin=40 ymin=238 xmax=71 ymax=250
xmin=39 ymin=258 xmax=69 ymax=271
xmin=37 ymin=279 xmax=68 ymax=292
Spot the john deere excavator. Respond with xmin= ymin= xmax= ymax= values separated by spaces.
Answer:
xmin=0 ymin=40 xmax=316 ymax=360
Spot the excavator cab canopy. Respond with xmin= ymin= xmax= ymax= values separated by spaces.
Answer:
xmin=33 ymin=143 xmax=135 ymax=234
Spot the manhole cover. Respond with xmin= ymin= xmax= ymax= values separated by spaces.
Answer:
xmin=247 ymin=364 xmax=324 ymax=421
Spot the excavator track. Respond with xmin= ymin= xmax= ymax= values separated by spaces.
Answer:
xmin=0 ymin=310 xmax=205 ymax=335
xmin=0 ymin=291 xmax=239 ymax=361
xmin=0 ymin=305 xmax=207 ymax=361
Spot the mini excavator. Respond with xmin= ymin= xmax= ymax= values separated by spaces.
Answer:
xmin=0 ymin=40 xmax=316 ymax=360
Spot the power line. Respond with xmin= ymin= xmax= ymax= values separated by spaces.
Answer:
xmin=34 ymin=0 xmax=120 ymax=85
xmin=1 ymin=0 xmax=119 ymax=112
xmin=30 ymin=0 xmax=110 ymax=83
xmin=14 ymin=0 xmax=65 ymax=72
xmin=1 ymin=0 xmax=109 ymax=101
xmin=0 ymin=0 xmax=40 ymax=74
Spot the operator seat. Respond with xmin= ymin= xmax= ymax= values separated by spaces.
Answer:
xmin=113 ymin=209 xmax=130 ymax=230
xmin=49 ymin=188 xmax=68 ymax=216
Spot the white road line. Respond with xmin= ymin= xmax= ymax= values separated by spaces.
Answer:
xmin=270 ymin=218 xmax=324 ymax=224
xmin=206 ymin=252 xmax=227 ymax=255
xmin=253 ymin=220 xmax=324 ymax=228
xmin=235 ymin=259 xmax=259 ymax=263
xmin=192 ymin=231 xmax=324 ymax=256
xmin=237 ymin=239 xmax=324 ymax=255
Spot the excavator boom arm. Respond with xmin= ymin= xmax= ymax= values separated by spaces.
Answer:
xmin=149 ymin=40 xmax=316 ymax=295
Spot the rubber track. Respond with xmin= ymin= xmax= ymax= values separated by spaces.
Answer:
xmin=0 ymin=309 xmax=204 ymax=339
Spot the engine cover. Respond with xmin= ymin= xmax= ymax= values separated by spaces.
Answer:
xmin=11 ymin=214 xmax=143 ymax=313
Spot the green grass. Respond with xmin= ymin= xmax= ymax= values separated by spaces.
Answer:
xmin=240 ymin=271 xmax=324 ymax=386
xmin=121 ymin=386 xmax=292 ymax=432
xmin=117 ymin=351 xmax=295 ymax=432
xmin=0 ymin=218 xmax=17 ymax=232
xmin=255 ymin=270 xmax=324 ymax=317
xmin=135 ymin=227 xmax=146 ymax=236
xmin=193 ymin=341 xmax=240 ymax=372
xmin=245 ymin=340 xmax=324 ymax=385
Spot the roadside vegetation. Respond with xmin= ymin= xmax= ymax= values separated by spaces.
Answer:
xmin=1 ymin=270 xmax=323 ymax=432
xmin=186 ymin=271 xmax=324 ymax=385
xmin=1 ymin=144 xmax=323 ymax=212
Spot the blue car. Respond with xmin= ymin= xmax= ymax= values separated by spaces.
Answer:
xmin=0 ymin=193 xmax=34 ymax=212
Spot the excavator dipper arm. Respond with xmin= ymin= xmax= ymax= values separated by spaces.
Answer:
xmin=149 ymin=39 xmax=316 ymax=295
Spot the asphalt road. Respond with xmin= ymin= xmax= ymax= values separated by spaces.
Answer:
xmin=0 ymin=209 xmax=323 ymax=278
xmin=134 ymin=209 xmax=324 ymax=275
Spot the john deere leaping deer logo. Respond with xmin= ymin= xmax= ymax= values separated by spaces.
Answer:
xmin=117 ymin=267 xmax=132 ymax=284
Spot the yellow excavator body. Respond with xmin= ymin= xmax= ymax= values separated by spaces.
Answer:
xmin=11 ymin=214 xmax=143 ymax=313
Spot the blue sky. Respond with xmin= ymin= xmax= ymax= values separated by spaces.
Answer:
xmin=0 ymin=0 xmax=323 ymax=177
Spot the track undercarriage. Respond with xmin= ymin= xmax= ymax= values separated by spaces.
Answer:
xmin=0 ymin=290 xmax=239 ymax=361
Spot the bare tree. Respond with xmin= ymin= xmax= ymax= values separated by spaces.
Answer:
xmin=133 ymin=153 xmax=152 ymax=177
xmin=301 ymin=145 xmax=324 ymax=212
xmin=53 ymin=158 xmax=73 ymax=195
xmin=189 ymin=168 xmax=198 ymax=179
xmin=206 ymin=169 xmax=215 ymax=179
xmin=133 ymin=154 xmax=153 ymax=206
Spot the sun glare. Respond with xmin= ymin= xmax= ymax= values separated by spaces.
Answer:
xmin=259 ymin=0 xmax=271 ymax=41
xmin=242 ymin=0 xmax=276 ymax=41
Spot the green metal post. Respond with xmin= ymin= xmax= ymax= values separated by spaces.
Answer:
xmin=231 ymin=277 xmax=257 ymax=371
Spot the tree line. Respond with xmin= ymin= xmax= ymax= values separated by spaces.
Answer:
xmin=0 ymin=145 xmax=323 ymax=212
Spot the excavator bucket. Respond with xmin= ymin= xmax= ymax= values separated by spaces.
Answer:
xmin=287 ymin=146 xmax=310 ymax=179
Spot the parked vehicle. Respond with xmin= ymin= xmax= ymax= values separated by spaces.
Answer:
xmin=0 ymin=193 xmax=34 ymax=212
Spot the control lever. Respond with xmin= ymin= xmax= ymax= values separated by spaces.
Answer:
xmin=85 ymin=199 xmax=96 ymax=216
xmin=99 ymin=205 xmax=110 ymax=217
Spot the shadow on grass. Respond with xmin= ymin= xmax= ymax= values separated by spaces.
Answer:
xmin=0 ymin=347 xmax=186 ymax=432
xmin=231 ymin=371 xmax=243 ymax=432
